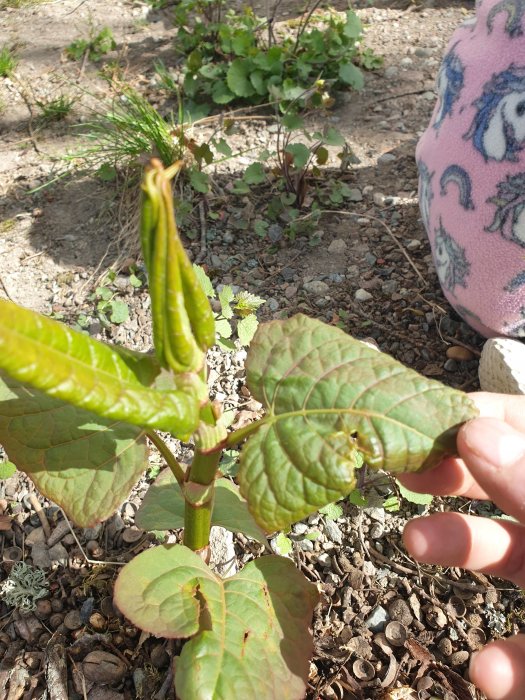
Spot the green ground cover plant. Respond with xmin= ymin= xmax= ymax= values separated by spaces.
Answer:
xmin=66 ymin=26 xmax=116 ymax=62
xmin=0 ymin=160 xmax=478 ymax=699
xmin=171 ymin=1 xmax=380 ymax=113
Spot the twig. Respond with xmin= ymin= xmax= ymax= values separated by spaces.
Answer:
xmin=0 ymin=275 xmax=14 ymax=301
xmin=28 ymin=492 xmax=51 ymax=539
xmin=374 ymin=89 xmax=428 ymax=104
xmin=146 ymin=431 xmax=186 ymax=487
xmin=45 ymin=633 xmax=68 ymax=700
xmin=59 ymin=508 xmax=126 ymax=566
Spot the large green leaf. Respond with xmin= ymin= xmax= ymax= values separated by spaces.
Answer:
xmin=240 ymin=314 xmax=478 ymax=532
xmin=135 ymin=470 xmax=267 ymax=544
xmin=0 ymin=300 xmax=199 ymax=438
xmin=0 ymin=373 xmax=147 ymax=527
xmin=114 ymin=545 xmax=318 ymax=700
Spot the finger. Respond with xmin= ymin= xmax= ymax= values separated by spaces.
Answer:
xmin=470 ymin=635 xmax=525 ymax=700
xmin=469 ymin=392 xmax=525 ymax=432
xmin=403 ymin=512 xmax=525 ymax=587
xmin=458 ymin=418 xmax=525 ymax=523
xmin=398 ymin=456 xmax=490 ymax=500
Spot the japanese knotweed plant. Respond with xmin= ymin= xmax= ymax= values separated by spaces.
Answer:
xmin=0 ymin=160 xmax=478 ymax=700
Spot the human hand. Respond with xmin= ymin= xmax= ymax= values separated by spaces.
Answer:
xmin=399 ymin=392 xmax=525 ymax=700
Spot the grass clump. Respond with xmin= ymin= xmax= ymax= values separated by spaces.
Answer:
xmin=0 ymin=45 xmax=18 ymax=77
xmin=66 ymin=27 xmax=116 ymax=62
xmin=73 ymin=87 xmax=180 ymax=171
xmin=36 ymin=94 xmax=75 ymax=123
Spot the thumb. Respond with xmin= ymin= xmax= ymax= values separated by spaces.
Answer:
xmin=470 ymin=635 xmax=525 ymax=700
xmin=458 ymin=417 xmax=525 ymax=523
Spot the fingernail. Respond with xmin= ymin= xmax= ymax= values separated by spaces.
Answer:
xmin=463 ymin=419 xmax=525 ymax=470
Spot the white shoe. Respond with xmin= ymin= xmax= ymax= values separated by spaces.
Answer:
xmin=478 ymin=337 xmax=525 ymax=394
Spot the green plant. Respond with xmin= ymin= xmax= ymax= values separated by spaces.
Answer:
xmin=73 ymin=86 xmax=180 ymax=170
xmin=0 ymin=160 xmax=478 ymax=699
xmin=36 ymin=94 xmax=75 ymax=123
xmin=0 ymin=45 xmax=18 ymax=77
xmin=66 ymin=27 xmax=116 ymax=62
xmin=171 ymin=4 xmax=380 ymax=112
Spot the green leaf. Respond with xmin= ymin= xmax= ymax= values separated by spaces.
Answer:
xmin=383 ymin=495 xmax=400 ymax=512
xmin=218 ymin=286 xmax=235 ymax=319
xmin=233 ymin=291 xmax=265 ymax=315
xmin=0 ymin=460 xmax=16 ymax=479
xmin=211 ymin=80 xmax=236 ymax=105
xmin=338 ymin=62 xmax=364 ymax=89
xmin=397 ymin=480 xmax=433 ymax=506
xmin=239 ymin=314 xmax=478 ymax=532
xmin=193 ymin=264 xmax=216 ymax=298
xmin=135 ymin=470 xmax=267 ymax=543
xmin=109 ymin=300 xmax=129 ymax=324
xmin=274 ymin=532 xmax=293 ymax=555
xmin=348 ymin=488 xmax=368 ymax=507
xmin=343 ymin=10 xmax=362 ymax=38
xmin=319 ymin=503 xmax=343 ymax=520
xmin=215 ymin=317 xmax=233 ymax=340
xmin=250 ymin=69 xmax=267 ymax=95
xmin=281 ymin=114 xmax=304 ymax=131
xmin=284 ymin=143 xmax=310 ymax=169
xmin=233 ymin=180 xmax=251 ymax=194
xmin=114 ymin=546 xmax=318 ymax=700
xmin=189 ymin=169 xmax=210 ymax=194
xmin=315 ymin=146 xmax=329 ymax=165
xmin=237 ymin=314 xmax=259 ymax=347
xmin=226 ymin=59 xmax=256 ymax=97
xmin=243 ymin=162 xmax=266 ymax=185
xmin=0 ymin=373 xmax=147 ymax=527
xmin=322 ymin=126 xmax=345 ymax=147
xmin=0 ymin=300 xmax=199 ymax=438
xmin=214 ymin=137 xmax=233 ymax=157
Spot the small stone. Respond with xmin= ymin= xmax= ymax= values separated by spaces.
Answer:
xmin=47 ymin=520 xmax=71 ymax=547
xmin=369 ymin=522 xmax=384 ymax=539
xmin=209 ymin=527 xmax=237 ymax=578
xmin=388 ymin=598 xmax=413 ymax=626
xmin=268 ymin=224 xmax=283 ymax=243
xmin=293 ymin=523 xmax=308 ymax=535
xmin=303 ymin=280 xmax=330 ymax=295
xmin=327 ymin=239 xmax=347 ymax=255
xmin=314 ymin=298 xmax=330 ymax=308
xmin=26 ymin=527 xmax=46 ymax=546
xmin=362 ymin=560 xmax=377 ymax=577
xmin=384 ymin=66 xmax=399 ymax=79
xmin=298 ymin=539 xmax=314 ymax=552
xmin=450 ymin=650 xmax=470 ymax=667
xmin=150 ymin=643 xmax=169 ymax=668
xmin=364 ymin=252 xmax=377 ymax=266
xmin=316 ymin=552 xmax=331 ymax=567
xmin=400 ymin=57 xmax=413 ymax=67
xmin=64 ymin=610 xmax=83 ymax=631
xmin=323 ymin=520 xmax=343 ymax=545
xmin=355 ymin=289 xmax=373 ymax=302
xmin=83 ymin=651 xmax=127 ymax=684
xmin=373 ymin=192 xmax=387 ymax=206
xmin=446 ymin=345 xmax=474 ymax=361
xmin=381 ymin=280 xmax=398 ymax=296
xmin=48 ymin=543 xmax=68 ymax=566
xmin=406 ymin=239 xmax=421 ymax=250
xmin=347 ymin=189 xmax=363 ymax=202
xmin=280 ymin=267 xmax=296 ymax=281
xmin=364 ymin=605 xmax=389 ymax=632
xmin=365 ymin=507 xmax=385 ymax=523
xmin=415 ymin=47 xmax=433 ymax=57
xmin=30 ymin=544 xmax=51 ymax=569
xmin=378 ymin=153 xmax=396 ymax=165
xmin=444 ymin=358 xmax=458 ymax=372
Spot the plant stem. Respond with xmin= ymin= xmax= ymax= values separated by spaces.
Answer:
xmin=146 ymin=430 xmax=186 ymax=487
xmin=225 ymin=418 xmax=265 ymax=447
xmin=183 ymin=448 xmax=222 ymax=551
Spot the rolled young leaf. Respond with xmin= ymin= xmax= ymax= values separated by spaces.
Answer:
xmin=141 ymin=159 xmax=215 ymax=373
xmin=0 ymin=299 xmax=199 ymax=438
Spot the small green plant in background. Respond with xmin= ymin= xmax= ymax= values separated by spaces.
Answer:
xmin=66 ymin=27 xmax=116 ymax=62
xmin=36 ymin=94 xmax=75 ymax=123
xmin=0 ymin=160 xmax=478 ymax=699
xmin=0 ymin=45 xmax=18 ymax=77
xmin=171 ymin=2 xmax=380 ymax=113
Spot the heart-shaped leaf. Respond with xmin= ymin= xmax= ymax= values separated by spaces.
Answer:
xmin=240 ymin=314 xmax=478 ymax=532
xmin=0 ymin=372 xmax=147 ymax=527
xmin=136 ymin=470 xmax=267 ymax=544
xmin=114 ymin=545 xmax=318 ymax=700
xmin=0 ymin=300 xmax=199 ymax=438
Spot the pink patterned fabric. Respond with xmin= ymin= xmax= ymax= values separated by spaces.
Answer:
xmin=416 ymin=0 xmax=525 ymax=337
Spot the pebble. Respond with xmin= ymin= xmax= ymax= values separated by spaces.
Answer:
xmin=414 ymin=47 xmax=433 ymax=57
xmin=280 ymin=267 xmax=296 ymax=281
xmin=406 ymin=239 xmax=421 ymax=250
xmin=444 ymin=358 xmax=458 ymax=372
xmin=267 ymin=298 xmax=279 ymax=312
xmin=268 ymin=224 xmax=283 ymax=243
xmin=327 ymin=239 xmax=347 ymax=255
xmin=323 ymin=520 xmax=343 ymax=545
xmin=446 ymin=345 xmax=474 ymax=361
xmin=284 ymin=285 xmax=297 ymax=299
xmin=316 ymin=552 xmax=331 ymax=567
xmin=400 ymin=57 xmax=413 ymax=67
xmin=373 ymin=192 xmax=387 ymax=206
xmin=365 ymin=507 xmax=386 ymax=524
xmin=369 ymin=522 xmax=384 ymax=539
xmin=362 ymin=185 xmax=374 ymax=196
xmin=355 ymin=289 xmax=373 ymax=302
xmin=377 ymin=153 xmax=396 ymax=165
xmin=347 ymin=188 xmax=363 ymax=202
xmin=381 ymin=280 xmax=398 ymax=296
xmin=293 ymin=522 xmax=309 ymax=535
xmin=298 ymin=539 xmax=314 ymax=552
xmin=314 ymin=298 xmax=330 ymax=308
xmin=303 ymin=280 xmax=330 ymax=295
xmin=365 ymin=605 xmax=389 ymax=632
xmin=384 ymin=66 xmax=399 ymax=79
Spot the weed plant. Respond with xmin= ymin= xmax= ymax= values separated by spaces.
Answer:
xmin=66 ymin=27 xmax=116 ymax=62
xmin=0 ymin=46 xmax=18 ymax=77
xmin=36 ymin=94 xmax=75 ymax=123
